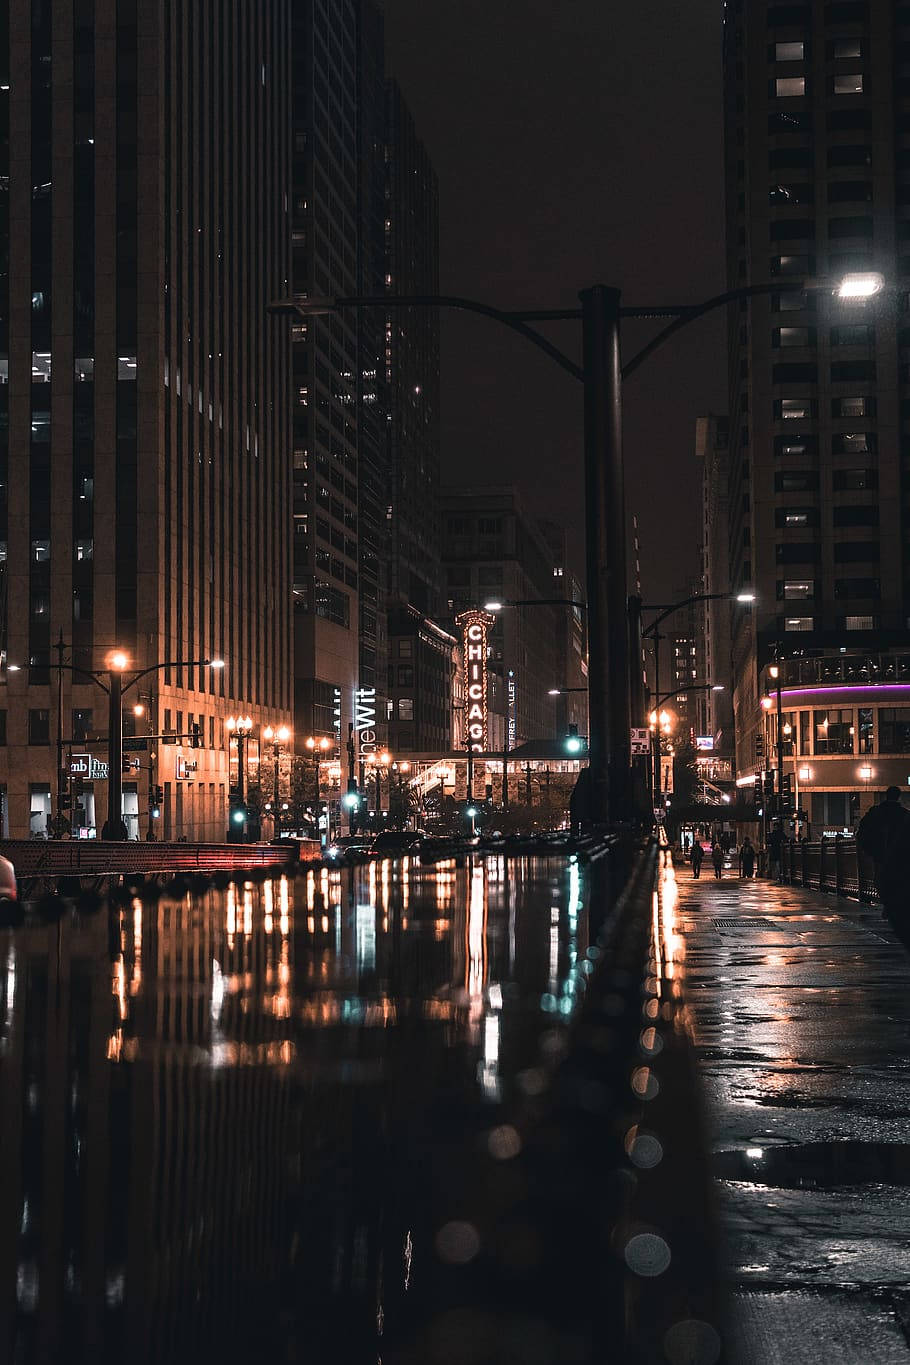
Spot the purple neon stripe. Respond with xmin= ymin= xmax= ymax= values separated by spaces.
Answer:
xmin=779 ymin=683 xmax=910 ymax=700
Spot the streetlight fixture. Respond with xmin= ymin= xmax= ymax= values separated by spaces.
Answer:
xmin=262 ymin=724 xmax=292 ymax=836
xmin=271 ymin=270 xmax=876 ymax=826
xmin=226 ymin=714 xmax=253 ymax=840
xmin=837 ymin=271 xmax=884 ymax=299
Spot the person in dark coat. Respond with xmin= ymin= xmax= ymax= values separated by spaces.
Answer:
xmin=711 ymin=842 xmax=724 ymax=879
xmin=691 ymin=840 xmax=704 ymax=878
xmin=739 ymin=837 xmax=756 ymax=878
xmin=767 ymin=823 xmax=784 ymax=880
xmin=858 ymin=787 xmax=910 ymax=945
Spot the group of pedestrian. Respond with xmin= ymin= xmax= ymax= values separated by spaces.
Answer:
xmin=689 ymin=834 xmax=757 ymax=880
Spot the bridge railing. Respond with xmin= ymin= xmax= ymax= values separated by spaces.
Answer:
xmin=0 ymin=838 xmax=321 ymax=880
xmin=779 ymin=835 xmax=877 ymax=901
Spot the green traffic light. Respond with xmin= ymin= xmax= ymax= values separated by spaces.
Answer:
xmin=565 ymin=736 xmax=583 ymax=754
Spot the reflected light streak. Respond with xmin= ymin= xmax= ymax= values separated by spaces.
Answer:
xmin=226 ymin=885 xmax=237 ymax=948
xmin=279 ymin=876 xmax=290 ymax=936
xmin=263 ymin=878 xmax=274 ymax=935
xmin=466 ymin=864 xmax=487 ymax=1002
xmin=4 ymin=944 xmax=15 ymax=1037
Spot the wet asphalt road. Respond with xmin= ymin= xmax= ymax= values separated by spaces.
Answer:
xmin=672 ymin=854 xmax=910 ymax=1363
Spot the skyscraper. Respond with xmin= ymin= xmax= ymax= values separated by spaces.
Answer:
xmin=384 ymin=80 xmax=442 ymax=619
xmin=725 ymin=0 xmax=910 ymax=827
xmin=0 ymin=1 xmax=292 ymax=839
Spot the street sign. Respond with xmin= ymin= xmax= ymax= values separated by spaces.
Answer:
xmin=630 ymin=727 xmax=650 ymax=756
xmin=69 ymin=753 xmax=109 ymax=781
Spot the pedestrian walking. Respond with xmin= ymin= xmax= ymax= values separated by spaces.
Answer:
xmin=858 ymin=787 xmax=910 ymax=947
xmin=691 ymin=841 xmax=704 ymax=879
xmin=767 ymin=823 xmax=784 ymax=880
xmin=711 ymin=842 xmax=724 ymax=879
xmin=739 ymin=836 xmax=756 ymax=878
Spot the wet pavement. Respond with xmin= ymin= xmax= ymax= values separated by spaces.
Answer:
xmin=0 ymin=854 xmax=602 ymax=1364
xmin=672 ymin=855 xmax=910 ymax=1363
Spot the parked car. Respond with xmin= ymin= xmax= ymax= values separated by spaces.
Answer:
xmin=369 ymin=831 xmax=421 ymax=856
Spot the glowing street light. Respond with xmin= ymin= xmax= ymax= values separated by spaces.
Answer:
xmin=837 ymin=271 xmax=884 ymax=299
xmin=483 ymin=599 xmax=504 ymax=612
xmin=736 ymin=591 xmax=756 ymax=603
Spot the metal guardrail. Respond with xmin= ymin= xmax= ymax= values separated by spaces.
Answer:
xmin=0 ymin=838 xmax=321 ymax=879
xmin=779 ymin=835 xmax=877 ymax=901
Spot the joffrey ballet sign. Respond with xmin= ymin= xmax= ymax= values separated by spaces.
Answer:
xmin=456 ymin=610 xmax=496 ymax=753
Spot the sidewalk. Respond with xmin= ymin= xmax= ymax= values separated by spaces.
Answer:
xmin=670 ymin=858 xmax=910 ymax=1364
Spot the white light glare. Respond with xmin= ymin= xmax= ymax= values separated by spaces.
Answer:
xmin=483 ymin=600 xmax=503 ymax=612
xmin=736 ymin=591 xmax=755 ymax=603
xmin=837 ymin=271 xmax=884 ymax=299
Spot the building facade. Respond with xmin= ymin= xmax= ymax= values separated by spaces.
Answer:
xmin=724 ymin=0 xmax=910 ymax=824
xmin=386 ymin=603 xmax=455 ymax=754
xmin=0 ymin=1 xmax=292 ymax=839
xmin=697 ymin=414 xmax=735 ymax=751
xmin=441 ymin=488 xmax=561 ymax=750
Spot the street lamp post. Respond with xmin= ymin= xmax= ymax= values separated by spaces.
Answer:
xmin=263 ymin=724 xmax=291 ymax=836
xmin=271 ymin=272 xmax=881 ymax=827
xmin=226 ymin=714 xmax=253 ymax=840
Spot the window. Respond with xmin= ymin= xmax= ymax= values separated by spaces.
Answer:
xmin=770 ymin=220 xmax=815 ymax=241
xmin=777 ymin=542 xmax=822 ymax=563
xmin=784 ymin=615 xmax=815 ymax=632
xmin=770 ymin=183 xmax=814 ymax=205
xmin=776 ymin=507 xmax=819 ymax=526
xmin=398 ymin=698 xmax=414 ymax=721
xmin=827 ymin=181 xmax=872 ymax=203
xmin=775 ymin=326 xmax=814 ymax=346
xmin=844 ymin=614 xmax=876 ymax=631
xmin=28 ymin=709 xmax=50 ymax=745
xmin=75 ymin=539 xmax=93 ymax=561
xmin=398 ymin=639 xmax=413 ymax=659
xmin=827 ymin=144 xmax=871 ymax=167
xmin=768 ymin=4 xmax=811 ymax=22
xmin=827 ymin=108 xmax=871 ymax=131
xmin=831 ymin=324 xmax=873 ymax=346
xmin=776 ymin=397 xmax=814 ymax=419
xmin=833 ymin=505 xmax=878 ymax=526
xmin=833 ymin=73 xmax=864 ymax=95
xmin=775 ymin=470 xmax=818 ymax=491
xmin=31 ymin=540 xmax=50 ymax=562
xmin=858 ymin=708 xmax=874 ymax=753
xmin=771 ymin=253 xmax=814 ymax=275
xmin=775 ymin=76 xmax=806 ymax=97
xmin=774 ymin=434 xmax=817 ymax=455
xmin=831 ymin=361 xmax=875 ymax=382
xmin=768 ymin=110 xmax=812 ymax=133
xmin=769 ymin=147 xmax=814 ymax=168
xmin=832 ymin=38 xmax=863 ymax=58
xmin=834 ymin=540 xmax=878 ymax=562
xmin=773 ymin=362 xmax=818 ymax=382
xmin=779 ymin=579 xmax=816 ymax=598
xmin=477 ymin=517 xmax=502 ymax=535
xmin=833 ymin=467 xmax=877 ymax=490
xmin=813 ymin=709 xmax=854 ymax=753
xmin=834 ymin=577 xmax=879 ymax=597
xmin=397 ymin=665 xmax=414 ymax=687
xmin=72 ymin=708 xmax=93 ymax=742
xmin=832 ymin=432 xmax=875 ymax=455
xmin=833 ymin=395 xmax=872 ymax=417
xmin=880 ymin=708 xmax=910 ymax=753
xmin=829 ymin=216 xmax=873 ymax=239
xmin=774 ymin=290 xmax=808 ymax=310
xmin=775 ymin=39 xmax=805 ymax=60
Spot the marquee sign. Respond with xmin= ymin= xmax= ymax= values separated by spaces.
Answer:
xmin=355 ymin=686 xmax=377 ymax=759
xmin=456 ymin=610 xmax=495 ymax=753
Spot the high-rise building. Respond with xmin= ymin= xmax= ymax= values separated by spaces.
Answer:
xmin=440 ymin=488 xmax=561 ymax=748
xmin=538 ymin=520 xmax=588 ymax=740
xmin=724 ymin=0 xmax=910 ymax=828
xmin=385 ymin=80 xmax=442 ymax=620
xmin=0 ymin=1 xmax=292 ymax=839
xmin=697 ymin=415 xmax=734 ymax=751
xmin=290 ymin=0 xmax=387 ymax=768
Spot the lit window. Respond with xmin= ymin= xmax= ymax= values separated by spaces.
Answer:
xmin=846 ymin=615 xmax=874 ymax=630
xmin=31 ymin=352 xmax=51 ymax=382
xmin=784 ymin=511 xmax=809 ymax=525
xmin=398 ymin=698 xmax=414 ymax=721
xmin=833 ymin=73 xmax=864 ymax=95
xmin=783 ymin=580 xmax=814 ymax=599
xmin=833 ymin=39 xmax=862 ymax=59
xmin=31 ymin=540 xmax=50 ymax=563
xmin=785 ymin=616 xmax=814 ymax=632
xmin=780 ymin=398 xmax=811 ymax=419
xmin=777 ymin=327 xmax=812 ymax=347
xmin=775 ymin=40 xmax=804 ymax=61
xmin=74 ymin=358 xmax=94 ymax=381
xmin=75 ymin=540 xmax=93 ymax=561
xmin=835 ymin=396 xmax=868 ymax=417
xmin=117 ymin=355 xmax=137 ymax=380
xmin=776 ymin=76 xmax=806 ymax=97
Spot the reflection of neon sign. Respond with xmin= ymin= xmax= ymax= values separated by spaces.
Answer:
xmin=456 ymin=610 xmax=495 ymax=752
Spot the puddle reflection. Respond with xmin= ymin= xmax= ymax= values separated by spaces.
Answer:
xmin=0 ymin=854 xmax=589 ymax=1362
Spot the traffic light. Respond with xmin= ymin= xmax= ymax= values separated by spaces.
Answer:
xmin=781 ymin=772 xmax=794 ymax=815
xmin=227 ymin=799 xmax=248 ymax=841
xmin=122 ymin=754 xmax=133 ymax=774
xmin=755 ymin=731 xmax=764 ymax=759
xmin=153 ymin=784 xmax=164 ymax=806
xmin=563 ymin=723 xmax=585 ymax=756
xmin=191 ymin=722 xmax=201 ymax=749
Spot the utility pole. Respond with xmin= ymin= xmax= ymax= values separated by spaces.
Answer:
xmin=107 ymin=666 xmax=124 ymax=839
xmin=54 ymin=630 xmax=67 ymax=838
xmin=580 ymin=285 xmax=631 ymax=827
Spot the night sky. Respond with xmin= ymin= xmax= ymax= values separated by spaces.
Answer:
xmin=385 ymin=0 xmax=727 ymax=602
